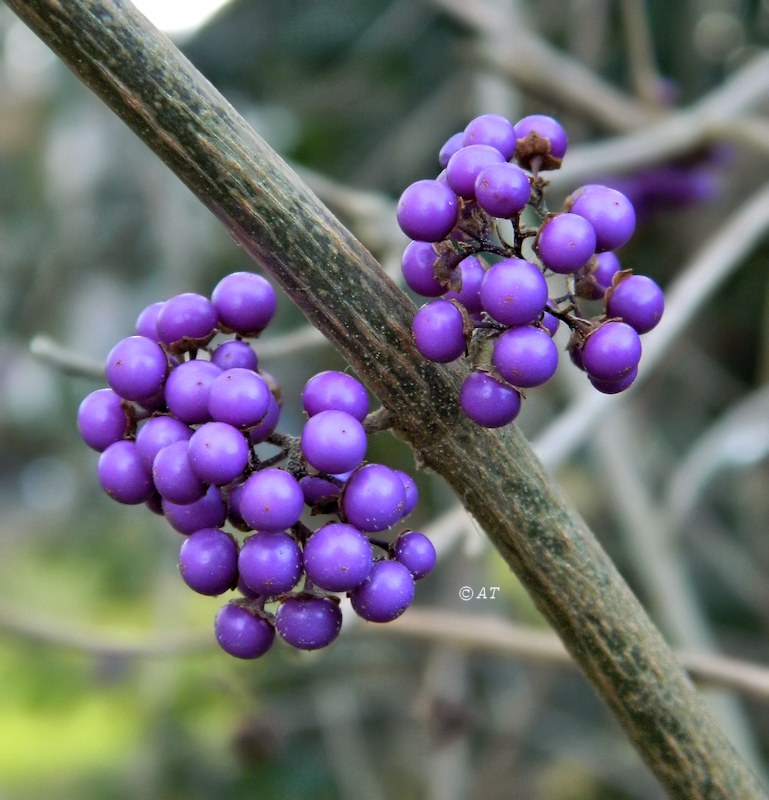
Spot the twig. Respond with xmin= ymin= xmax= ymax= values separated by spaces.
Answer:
xmin=29 ymin=334 xmax=104 ymax=379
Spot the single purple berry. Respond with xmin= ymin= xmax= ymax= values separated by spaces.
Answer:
xmin=393 ymin=469 xmax=419 ymax=517
xmin=412 ymin=299 xmax=467 ymax=363
xmin=567 ymin=184 xmax=636 ymax=251
xmin=187 ymin=421 xmax=250 ymax=486
xmin=480 ymin=258 xmax=548 ymax=327
xmin=536 ymin=213 xmax=596 ymax=274
xmin=152 ymin=439 xmax=207 ymax=505
xmin=239 ymin=468 xmax=304 ymax=532
xmin=215 ymin=604 xmax=275 ymax=659
xmin=474 ymin=162 xmax=531 ymax=218
xmin=446 ymin=144 xmax=505 ymax=199
xmin=350 ymin=560 xmax=415 ymax=623
xmin=178 ymin=527 xmax=238 ymax=596
xmin=300 ymin=474 xmax=344 ymax=507
xmin=301 ymin=409 xmax=367 ymax=475
xmin=303 ymin=522 xmax=373 ymax=592
xmin=492 ymin=325 xmax=559 ymax=388
xmin=97 ymin=440 xmax=154 ymax=504
xmin=135 ymin=301 xmax=165 ymax=340
xmin=164 ymin=359 xmax=222 ymax=424
xmin=211 ymin=271 xmax=276 ymax=335
xmin=77 ymin=388 xmax=128 ymax=452
xmin=162 ymin=485 xmax=227 ymax=535
xmin=342 ymin=464 xmax=407 ymax=532
xmin=207 ymin=367 xmax=272 ymax=429
xmin=463 ymin=113 xmax=517 ymax=159
xmin=588 ymin=367 xmax=639 ymax=395
xmin=156 ymin=292 xmax=218 ymax=349
xmin=438 ymin=131 xmax=465 ymax=168
xmin=540 ymin=306 xmax=560 ymax=337
xmin=248 ymin=394 xmax=281 ymax=444
xmin=275 ymin=596 xmax=343 ymax=650
xmin=514 ymin=114 xmax=568 ymax=169
xmin=301 ymin=370 xmax=370 ymax=421
xmin=211 ymin=339 xmax=259 ymax=372
xmin=580 ymin=321 xmax=642 ymax=382
xmin=394 ymin=531 xmax=436 ymax=579
xmin=444 ymin=255 xmax=486 ymax=314
xmin=460 ymin=371 xmax=522 ymax=427
xmin=606 ymin=274 xmax=664 ymax=333
xmin=238 ymin=531 xmax=303 ymax=595
xmin=396 ymin=179 xmax=459 ymax=242
xmin=105 ymin=335 xmax=168 ymax=402
xmin=401 ymin=240 xmax=445 ymax=298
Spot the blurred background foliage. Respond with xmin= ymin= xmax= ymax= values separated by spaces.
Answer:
xmin=1 ymin=0 xmax=769 ymax=798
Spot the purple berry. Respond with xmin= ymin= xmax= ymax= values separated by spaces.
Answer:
xmin=438 ymin=131 xmax=465 ymax=168
xmin=164 ymin=359 xmax=222 ymax=424
xmin=238 ymin=531 xmax=303 ymax=595
xmin=606 ymin=274 xmax=664 ymax=333
xmin=393 ymin=469 xmax=419 ymax=517
xmin=580 ymin=321 xmax=642 ymax=382
xmin=412 ymin=299 xmax=466 ymax=363
xmin=248 ymin=394 xmax=281 ymax=444
xmin=480 ymin=258 xmax=548 ymax=327
xmin=105 ymin=335 xmax=168 ymax=402
xmin=514 ymin=114 xmax=568 ymax=169
xmin=568 ymin=184 xmax=636 ymax=251
xmin=178 ymin=527 xmax=238 ymax=596
xmin=540 ymin=306 xmax=560 ymax=336
xmin=207 ymin=367 xmax=272 ymax=429
xmin=303 ymin=522 xmax=373 ymax=592
xmin=187 ymin=421 xmax=250 ymax=486
xmin=239 ymin=468 xmax=304 ymax=532
xmin=492 ymin=325 xmax=559 ymax=388
xmin=301 ymin=409 xmax=367 ymax=475
xmin=152 ymin=439 xmax=207 ymax=505
xmin=446 ymin=144 xmax=505 ymax=199
xmin=156 ymin=292 xmax=218 ymax=349
xmin=135 ymin=415 xmax=193 ymax=470
xmin=474 ymin=162 xmax=531 ymax=218
xmin=536 ymin=213 xmax=596 ymax=274
xmin=463 ymin=113 xmax=516 ymax=159
xmin=135 ymin=301 xmax=165 ymax=340
xmin=342 ymin=464 xmax=407 ymax=532
xmin=162 ymin=485 xmax=227 ymax=535
xmin=394 ymin=531 xmax=436 ymax=579
xmin=401 ymin=240 xmax=445 ymax=298
xmin=301 ymin=370 xmax=369 ymax=421
xmin=396 ymin=179 xmax=459 ymax=242
xmin=215 ymin=604 xmax=275 ymax=659
xmin=275 ymin=596 xmax=342 ymax=650
xmin=588 ymin=367 xmax=639 ymax=395
xmin=97 ymin=440 xmax=154 ymax=504
xmin=444 ymin=255 xmax=486 ymax=314
xmin=211 ymin=272 xmax=276 ymax=335
xmin=460 ymin=371 xmax=522 ymax=427
xmin=300 ymin=474 xmax=344 ymax=507
xmin=350 ymin=560 xmax=415 ymax=623
xmin=77 ymin=388 xmax=128 ymax=451
xmin=211 ymin=339 xmax=259 ymax=371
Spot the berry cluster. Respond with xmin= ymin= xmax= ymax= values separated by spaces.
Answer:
xmin=77 ymin=272 xmax=435 ymax=659
xmin=397 ymin=113 xmax=664 ymax=427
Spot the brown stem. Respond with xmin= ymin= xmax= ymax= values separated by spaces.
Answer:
xmin=6 ymin=2 xmax=766 ymax=797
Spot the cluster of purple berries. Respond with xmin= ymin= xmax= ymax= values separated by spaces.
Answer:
xmin=397 ymin=113 xmax=665 ymax=428
xmin=77 ymin=272 xmax=435 ymax=659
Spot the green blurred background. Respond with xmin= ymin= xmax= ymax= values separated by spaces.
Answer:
xmin=1 ymin=1 xmax=769 ymax=798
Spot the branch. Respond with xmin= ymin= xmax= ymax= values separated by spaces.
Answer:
xmin=7 ymin=2 xmax=765 ymax=796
